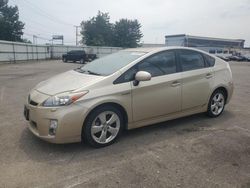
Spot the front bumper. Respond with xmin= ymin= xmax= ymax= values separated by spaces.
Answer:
xmin=24 ymin=102 xmax=88 ymax=144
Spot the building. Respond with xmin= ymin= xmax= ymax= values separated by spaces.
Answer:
xmin=141 ymin=43 xmax=165 ymax=48
xmin=165 ymin=34 xmax=245 ymax=55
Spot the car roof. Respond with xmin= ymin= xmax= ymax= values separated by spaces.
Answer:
xmin=123 ymin=46 xmax=208 ymax=54
xmin=69 ymin=50 xmax=84 ymax=52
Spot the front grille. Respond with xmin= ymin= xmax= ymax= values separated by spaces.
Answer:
xmin=30 ymin=100 xmax=38 ymax=106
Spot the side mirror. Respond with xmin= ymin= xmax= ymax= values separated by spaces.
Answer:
xmin=133 ymin=71 xmax=151 ymax=86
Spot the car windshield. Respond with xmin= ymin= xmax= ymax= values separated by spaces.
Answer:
xmin=76 ymin=51 xmax=146 ymax=76
xmin=69 ymin=50 xmax=80 ymax=54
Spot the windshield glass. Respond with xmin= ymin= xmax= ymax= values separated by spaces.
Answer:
xmin=78 ymin=51 xmax=146 ymax=75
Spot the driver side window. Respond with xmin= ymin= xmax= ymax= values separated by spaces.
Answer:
xmin=138 ymin=51 xmax=176 ymax=77
xmin=114 ymin=50 xmax=177 ymax=84
xmin=137 ymin=56 xmax=164 ymax=77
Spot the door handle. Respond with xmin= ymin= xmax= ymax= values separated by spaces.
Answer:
xmin=206 ymin=73 xmax=213 ymax=79
xmin=171 ymin=81 xmax=181 ymax=87
xmin=121 ymin=91 xmax=131 ymax=95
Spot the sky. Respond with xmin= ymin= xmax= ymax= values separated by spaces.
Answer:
xmin=9 ymin=0 xmax=250 ymax=46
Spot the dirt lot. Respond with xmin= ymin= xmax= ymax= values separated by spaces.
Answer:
xmin=0 ymin=60 xmax=250 ymax=188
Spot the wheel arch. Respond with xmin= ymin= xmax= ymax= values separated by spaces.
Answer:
xmin=81 ymin=102 xmax=129 ymax=136
xmin=209 ymin=86 xmax=229 ymax=104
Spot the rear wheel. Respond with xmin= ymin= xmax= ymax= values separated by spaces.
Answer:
xmin=82 ymin=106 xmax=124 ymax=148
xmin=80 ymin=58 xmax=85 ymax=64
xmin=207 ymin=90 xmax=226 ymax=117
xmin=62 ymin=57 xmax=67 ymax=62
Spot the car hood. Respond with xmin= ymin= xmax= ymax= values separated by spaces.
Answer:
xmin=34 ymin=70 xmax=104 ymax=95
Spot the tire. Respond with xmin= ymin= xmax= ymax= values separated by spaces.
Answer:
xmin=80 ymin=58 xmax=85 ymax=64
xmin=82 ymin=105 xmax=124 ymax=148
xmin=207 ymin=89 xmax=226 ymax=118
xmin=62 ymin=57 xmax=67 ymax=62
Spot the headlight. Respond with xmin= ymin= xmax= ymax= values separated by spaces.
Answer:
xmin=42 ymin=91 xmax=88 ymax=107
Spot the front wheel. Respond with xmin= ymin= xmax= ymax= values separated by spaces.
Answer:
xmin=80 ymin=58 xmax=85 ymax=64
xmin=207 ymin=90 xmax=226 ymax=117
xmin=82 ymin=106 xmax=124 ymax=148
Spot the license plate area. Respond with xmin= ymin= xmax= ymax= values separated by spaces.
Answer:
xmin=24 ymin=106 xmax=29 ymax=121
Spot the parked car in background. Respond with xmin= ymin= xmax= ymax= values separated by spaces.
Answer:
xmin=245 ymin=55 xmax=250 ymax=61
xmin=24 ymin=47 xmax=234 ymax=147
xmin=238 ymin=55 xmax=250 ymax=62
xmin=216 ymin=55 xmax=230 ymax=62
xmin=228 ymin=55 xmax=250 ymax=62
xmin=228 ymin=55 xmax=241 ymax=61
xmin=62 ymin=50 xmax=97 ymax=64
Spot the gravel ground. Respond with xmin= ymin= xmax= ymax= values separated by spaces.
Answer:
xmin=0 ymin=60 xmax=250 ymax=188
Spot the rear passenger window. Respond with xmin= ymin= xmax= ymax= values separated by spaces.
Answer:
xmin=179 ymin=50 xmax=205 ymax=71
xmin=203 ymin=54 xmax=215 ymax=67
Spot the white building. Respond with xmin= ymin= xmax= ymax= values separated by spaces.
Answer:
xmin=165 ymin=34 xmax=245 ymax=55
xmin=141 ymin=43 xmax=165 ymax=48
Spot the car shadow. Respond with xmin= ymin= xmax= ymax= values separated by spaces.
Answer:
xmin=18 ymin=110 xmax=235 ymax=164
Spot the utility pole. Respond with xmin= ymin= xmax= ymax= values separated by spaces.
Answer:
xmin=33 ymin=35 xmax=37 ymax=44
xmin=74 ymin=25 xmax=80 ymax=46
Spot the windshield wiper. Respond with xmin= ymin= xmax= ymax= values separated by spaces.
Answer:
xmin=74 ymin=68 xmax=102 ymax=76
xmin=85 ymin=70 xmax=102 ymax=76
xmin=74 ymin=67 xmax=86 ymax=73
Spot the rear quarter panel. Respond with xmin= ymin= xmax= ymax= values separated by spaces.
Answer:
xmin=210 ymin=58 xmax=234 ymax=104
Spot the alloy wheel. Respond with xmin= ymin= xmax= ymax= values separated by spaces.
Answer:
xmin=211 ymin=93 xmax=225 ymax=116
xmin=91 ymin=111 xmax=120 ymax=144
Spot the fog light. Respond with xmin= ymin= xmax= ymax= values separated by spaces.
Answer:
xmin=49 ymin=119 xmax=58 ymax=136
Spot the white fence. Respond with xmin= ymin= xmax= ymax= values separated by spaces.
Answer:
xmin=0 ymin=40 xmax=122 ymax=63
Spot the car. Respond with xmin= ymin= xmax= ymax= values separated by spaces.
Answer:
xmin=216 ymin=55 xmax=230 ymax=62
xmin=62 ymin=50 xmax=97 ymax=64
xmin=24 ymin=47 xmax=234 ymax=147
xmin=245 ymin=55 xmax=250 ymax=61
xmin=238 ymin=55 xmax=250 ymax=62
xmin=228 ymin=55 xmax=245 ymax=62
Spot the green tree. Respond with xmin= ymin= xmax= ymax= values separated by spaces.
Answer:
xmin=22 ymin=38 xmax=32 ymax=43
xmin=81 ymin=11 xmax=113 ymax=46
xmin=80 ymin=12 xmax=143 ymax=47
xmin=113 ymin=19 xmax=143 ymax=48
xmin=0 ymin=0 xmax=24 ymax=42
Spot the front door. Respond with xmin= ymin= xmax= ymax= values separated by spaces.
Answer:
xmin=131 ymin=50 xmax=182 ymax=122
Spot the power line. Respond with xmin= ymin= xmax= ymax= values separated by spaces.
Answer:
xmin=23 ymin=32 xmax=50 ymax=41
xmin=10 ymin=0 xmax=74 ymax=27
xmin=21 ymin=0 xmax=74 ymax=26
xmin=10 ymin=0 xmax=65 ymax=34
xmin=10 ymin=0 xmax=79 ymax=45
xmin=23 ymin=20 xmax=54 ymax=34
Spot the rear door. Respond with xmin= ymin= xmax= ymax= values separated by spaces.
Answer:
xmin=67 ymin=51 xmax=74 ymax=61
xmin=177 ymin=49 xmax=214 ymax=111
xmin=75 ymin=51 xmax=84 ymax=61
xmin=72 ymin=51 xmax=80 ymax=61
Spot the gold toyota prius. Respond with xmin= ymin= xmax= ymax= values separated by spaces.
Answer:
xmin=24 ymin=47 xmax=234 ymax=147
